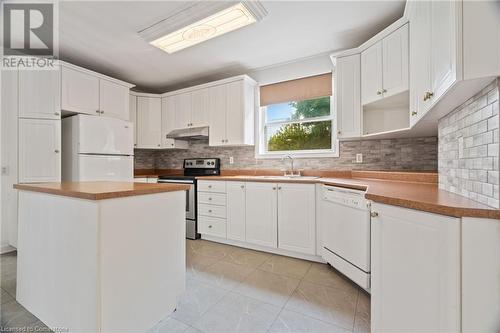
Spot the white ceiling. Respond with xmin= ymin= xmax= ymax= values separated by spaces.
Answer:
xmin=59 ymin=1 xmax=405 ymax=93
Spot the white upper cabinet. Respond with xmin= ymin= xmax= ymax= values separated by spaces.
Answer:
xmin=371 ymin=203 xmax=460 ymax=332
xmin=208 ymin=84 xmax=227 ymax=146
xmin=129 ymin=94 xmax=137 ymax=147
xmin=335 ymin=54 xmax=361 ymax=139
xmin=208 ymin=78 xmax=255 ymax=147
xmin=61 ymin=66 xmax=100 ymax=115
xmin=137 ymin=97 xmax=162 ymax=149
xmin=361 ymin=42 xmax=383 ymax=105
xmin=245 ymin=182 xmax=278 ymax=248
xmin=171 ymin=93 xmax=192 ymax=129
xmin=226 ymin=182 xmax=246 ymax=242
xmin=191 ymin=88 xmax=209 ymax=127
xmin=99 ymin=79 xmax=130 ymax=120
xmin=277 ymin=183 xmax=316 ymax=255
xmin=382 ymin=23 xmax=409 ymax=97
xmin=361 ymin=23 xmax=409 ymax=105
xmin=19 ymin=69 xmax=61 ymax=120
xmin=18 ymin=119 xmax=61 ymax=183
xmin=161 ymin=97 xmax=188 ymax=149
xmin=61 ymin=63 xmax=133 ymax=120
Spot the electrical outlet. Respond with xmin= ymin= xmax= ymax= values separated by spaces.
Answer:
xmin=229 ymin=156 xmax=234 ymax=164
xmin=356 ymin=153 xmax=363 ymax=163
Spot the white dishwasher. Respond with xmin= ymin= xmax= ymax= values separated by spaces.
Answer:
xmin=320 ymin=184 xmax=371 ymax=290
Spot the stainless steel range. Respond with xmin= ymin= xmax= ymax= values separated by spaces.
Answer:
xmin=158 ymin=158 xmax=220 ymax=239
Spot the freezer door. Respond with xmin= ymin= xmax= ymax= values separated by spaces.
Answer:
xmin=78 ymin=115 xmax=133 ymax=155
xmin=78 ymin=155 xmax=133 ymax=181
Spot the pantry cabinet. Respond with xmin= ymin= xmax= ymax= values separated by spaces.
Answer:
xmin=18 ymin=69 xmax=61 ymax=120
xmin=226 ymin=182 xmax=246 ymax=242
xmin=18 ymin=119 xmax=61 ymax=183
xmin=277 ymin=183 xmax=316 ymax=255
xmin=334 ymin=54 xmax=361 ymax=139
xmin=61 ymin=64 xmax=132 ymax=120
xmin=361 ymin=24 xmax=408 ymax=105
xmin=136 ymin=96 xmax=162 ymax=149
xmin=244 ymin=182 xmax=278 ymax=248
xmin=371 ymin=202 xmax=460 ymax=332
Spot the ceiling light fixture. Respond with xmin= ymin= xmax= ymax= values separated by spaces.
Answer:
xmin=139 ymin=1 xmax=267 ymax=54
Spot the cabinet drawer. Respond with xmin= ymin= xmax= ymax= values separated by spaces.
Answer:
xmin=198 ymin=203 xmax=226 ymax=219
xmin=199 ymin=216 xmax=226 ymax=238
xmin=198 ymin=192 xmax=226 ymax=206
xmin=198 ymin=181 xmax=226 ymax=193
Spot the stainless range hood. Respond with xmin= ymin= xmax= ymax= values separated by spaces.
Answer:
xmin=166 ymin=126 xmax=209 ymax=140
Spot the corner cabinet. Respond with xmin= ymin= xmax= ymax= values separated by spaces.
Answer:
xmin=208 ymin=78 xmax=256 ymax=147
xmin=18 ymin=119 xmax=61 ymax=183
xmin=334 ymin=54 xmax=361 ymax=139
xmin=371 ymin=202 xmax=460 ymax=332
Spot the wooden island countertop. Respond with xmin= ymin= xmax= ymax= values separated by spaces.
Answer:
xmin=14 ymin=181 xmax=190 ymax=200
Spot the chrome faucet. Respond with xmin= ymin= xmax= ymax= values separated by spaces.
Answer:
xmin=283 ymin=155 xmax=300 ymax=176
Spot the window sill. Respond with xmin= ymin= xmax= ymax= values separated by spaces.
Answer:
xmin=255 ymin=150 xmax=340 ymax=160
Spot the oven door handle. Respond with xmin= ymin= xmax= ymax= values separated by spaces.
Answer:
xmin=158 ymin=180 xmax=194 ymax=184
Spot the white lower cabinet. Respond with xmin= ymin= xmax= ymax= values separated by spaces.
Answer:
xmin=277 ymin=183 xmax=316 ymax=255
xmin=226 ymin=182 xmax=246 ymax=241
xmin=245 ymin=182 xmax=278 ymax=248
xmin=18 ymin=119 xmax=61 ymax=183
xmin=371 ymin=202 xmax=461 ymax=332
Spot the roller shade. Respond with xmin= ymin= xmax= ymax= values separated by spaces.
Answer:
xmin=260 ymin=73 xmax=332 ymax=106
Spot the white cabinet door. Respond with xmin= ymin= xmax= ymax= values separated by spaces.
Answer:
xmin=129 ymin=94 xmax=137 ymax=147
xmin=361 ymin=41 xmax=383 ymax=105
xmin=99 ymin=79 xmax=129 ymax=120
xmin=171 ymin=93 xmax=192 ymax=129
xmin=18 ymin=119 xmax=61 ymax=183
xmin=245 ymin=182 xmax=278 ymax=248
xmin=409 ymin=0 xmax=432 ymax=126
xmin=225 ymin=80 xmax=245 ymax=145
xmin=208 ymin=84 xmax=227 ymax=146
xmin=277 ymin=183 xmax=316 ymax=255
xmin=335 ymin=55 xmax=361 ymax=139
xmin=191 ymin=88 xmax=209 ymax=127
xmin=61 ymin=66 xmax=99 ymax=115
xmin=137 ymin=97 xmax=162 ymax=149
xmin=430 ymin=0 xmax=457 ymax=102
xmin=371 ymin=203 xmax=460 ymax=333
xmin=382 ymin=24 xmax=409 ymax=98
xmin=19 ymin=69 xmax=60 ymax=120
xmin=161 ymin=97 xmax=188 ymax=149
xmin=226 ymin=182 xmax=246 ymax=241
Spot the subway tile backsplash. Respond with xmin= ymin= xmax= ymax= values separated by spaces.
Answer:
xmin=135 ymin=137 xmax=438 ymax=171
xmin=438 ymin=78 xmax=499 ymax=208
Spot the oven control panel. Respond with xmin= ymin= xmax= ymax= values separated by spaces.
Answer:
xmin=184 ymin=158 xmax=220 ymax=169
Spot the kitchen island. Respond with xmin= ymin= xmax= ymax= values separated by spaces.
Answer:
xmin=13 ymin=181 xmax=190 ymax=333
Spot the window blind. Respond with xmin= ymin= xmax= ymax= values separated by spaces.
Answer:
xmin=259 ymin=73 xmax=332 ymax=106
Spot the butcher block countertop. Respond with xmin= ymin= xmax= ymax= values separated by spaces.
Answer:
xmin=194 ymin=171 xmax=499 ymax=219
xmin=14 ymin=181 xmax=190 ymax=200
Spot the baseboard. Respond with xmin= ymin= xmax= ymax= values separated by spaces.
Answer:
xmin=0 ymin=243 xmax=16 ymax=254
xmin=201 ymin=235 xmax=326 ymax=263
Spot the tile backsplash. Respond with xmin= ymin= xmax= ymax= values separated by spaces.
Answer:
xmin=135 ymin=137 xmax=438 ymax=171
xmin=438 ymin=78 xmax=499 ymax=208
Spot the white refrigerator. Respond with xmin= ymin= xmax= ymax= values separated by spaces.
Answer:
xmin=62 ymin=115 xmax=134 ymax=181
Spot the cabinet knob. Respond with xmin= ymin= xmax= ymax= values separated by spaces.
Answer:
xmin=157 ymin=144 xmax=160 ymax=147
xmin=337 ymin=130 xmax=341 ymax=135
xmin=208 ymin=209 xmax=212 ymax=213
xmin=101 ymin=110 xmax=104 ymax=114
xmin=411 ymin=111 xmax=418 ymax=116
xmin=96 ymin=110 xmax=100 ymax=113
xmin=272 ymin=187 xmax=276 ymax=190
xmin=208 ymin=225 xmax=212 ymax=228
xmin=382 ymin=89 xmax=387 ymax=93
xmin=171 ymin=143 xmax=174 ymax=147
xmin=134 ymin=144 xmax=137 ymax=147
xmin=54 ymin=149 xmax=60 ymax=153
xmin=208 ymin=185 xmax=212 ymax=188
xmin=240 ymin=185 xmax=245 ymax=189
xmin=54 ymin=112 xmax=60 ymax=116
xmin=208 ymin=197 xmax=212 ymax=201
xmin=370 ymin=212 xmax=379 ymax=218
xmin=376 ymin=91 xmax=382 ymax=95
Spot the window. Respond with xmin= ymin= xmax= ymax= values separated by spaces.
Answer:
xmin=256 ymin=74 xmax=338 ymax=158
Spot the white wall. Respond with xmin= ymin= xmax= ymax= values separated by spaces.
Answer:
xmin=248 ymin=53 xmax=332 ymax=86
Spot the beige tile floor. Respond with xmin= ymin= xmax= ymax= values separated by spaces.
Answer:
xmin=0 ymin=240 xmax=371 ymax=333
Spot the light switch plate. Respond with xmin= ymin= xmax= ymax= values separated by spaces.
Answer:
xmin=356 ymin=153 xmax=363 ymax=163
